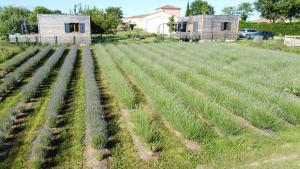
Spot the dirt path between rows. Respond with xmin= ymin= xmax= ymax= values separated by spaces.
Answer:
xmin=121 ymin=109 xmax=157 ymax=160
xmin=163 ymin=120 xmax=202 ymax=153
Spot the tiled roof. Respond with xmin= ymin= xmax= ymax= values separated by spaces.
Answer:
xmin=124 ymin=11 xmax=160 ymax=19
xmin=156 ymin=5 xmax=181 ymax=10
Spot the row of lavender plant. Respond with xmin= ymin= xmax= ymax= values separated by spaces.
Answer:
xmin=29 ymin=45 xmax=78 ymax=169
xmin=0 ymin=45 xmax=52 ymax=96
xmin=21 ymin=45 xmax=66 ymax=101
xmin=83 ymin=46 xmax=107 ymax=149
xmin=1 ymin=46 xmax=39 ymax=74
xmin=0 ymin=46 xmax=66 ymax=146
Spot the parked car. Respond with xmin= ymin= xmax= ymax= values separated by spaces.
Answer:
xmin=238 ymin=29 xmax=257 ymax=38
xmin=247 ymin=31 xmax=274 ymax=40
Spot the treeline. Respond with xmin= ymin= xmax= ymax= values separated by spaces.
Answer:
xmin=185 ymin=0 xmax=300 ymax=23
xmin=0 ymin=4 xmax=123 ymax=39
xmin=240 ymin=21 xmax=300 ymax=36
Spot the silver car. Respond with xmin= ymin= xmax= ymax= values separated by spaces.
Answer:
xmin=239 ymin=29 xmax=257 ymax=38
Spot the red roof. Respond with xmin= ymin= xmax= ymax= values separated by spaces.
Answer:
xmin=156 ymin=5 xmax=181 ymax=10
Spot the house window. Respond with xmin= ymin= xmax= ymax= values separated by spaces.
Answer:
xmin=221 ymin=22 xmax=231 ymax=31
xmin=178 ymin=22 xmax=187 ymax=32
xmin=65 ymin=23 xmax=85 ymax=33
xmin=193 ymin=22 xmax=198 ymax=32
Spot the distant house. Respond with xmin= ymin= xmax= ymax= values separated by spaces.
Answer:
xmin=252 ymin=18 xmax=273 ymax=23
xmin=123 ymin=5 xmax=181 ymax=35
xmin=252 ymin=18 xmax=299 ymax=23
xmin=10 ymin=14 xmax=91 ymax=44
xmin=176 ymin=15 xmax=240 ymax=41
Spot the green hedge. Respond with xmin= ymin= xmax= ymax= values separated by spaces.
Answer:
xmin=239 ymin=21 xmax=300 ymax=36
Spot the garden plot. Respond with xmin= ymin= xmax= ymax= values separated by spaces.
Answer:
xmin=0 ymin=42 xmax=299 ymax=169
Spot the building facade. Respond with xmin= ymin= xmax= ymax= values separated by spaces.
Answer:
xmin=177 ymin=15 xmax=240 ymax=41
xmin=123 ymin=5 xmax=181 ymax=35
xmin=10 ymin=14 xmax=91 ymax=44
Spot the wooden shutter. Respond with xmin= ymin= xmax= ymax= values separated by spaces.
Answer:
xmin=193 ymin=22 xmax=198 ymax=32
xmin=227 ymin=22 xmax=231 ymax=31
xmin=80 ymin=23 xmax=85 ymax=33
xmin=65 ymin=23 xmax=70 ymax=33
xmin=221 ymin=22 xmax=225 ymax=31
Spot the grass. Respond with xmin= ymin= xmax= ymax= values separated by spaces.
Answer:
xmin=92 ymin=30 xmax=176 ymax=44
xmin=102 ymin=44 xmax=215 ymax=142
xmin=29 ymin=46 xmax=78 ymax=168
xmin=146 ymin=43 xmax=300 ymax=125
xmin=127 ymin=44 xmax=286 ymax=130
xmin=129 ymin=109 xmax=159 ymax=144
xmin=117 ymin=44 xmax=243 ymax=135
xmin=95 ymin=42 xmax=300 ymax=169
xmin=0 ymin=57 xmax=62 ymax=168
xmin=0 ymin=41 xmax=300 ymax=169
xmin=95 ymin=45 xmax=160 ymax=148
xmin=51 ymin=49 xmax=86 ymax=169
xmin=96 ymin=46 xmax=204 ymax=169
xmin=0 ymin=41 xmax=28 ymax=64
xmin=236 ymin=39 xmax=300 ymax=55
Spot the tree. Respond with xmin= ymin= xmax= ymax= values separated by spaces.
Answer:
xmin=80 ymin=7 xmax=105 ymax=34
xmin=279 ymin=0 xmax=300 ymax=21
xmin=190 ymin=0 xmax=215 ymax=15
xmin=0 ymin=6 xmax=31 ymax=38
xmin=255 ymin=0 xmax=282 ymax=23
xmin=185 ymin=1 xmax=190 ymax=16
xmin=237 ymin=2 xmax=253 ymax=21
xmin=105 ymin=7 xmax=123 ymax=19
xmin=29 ymin=6 xmax=52 ymax=23
xmin=167 ymin=15 xmax=177 ymax=33
xmin=28 ymin=6 xmax=61 ymax=32
xmin=79 ymin=6 xmax=123 ymax=35
xmin=221 ymin=6 xmax=237 ymax=15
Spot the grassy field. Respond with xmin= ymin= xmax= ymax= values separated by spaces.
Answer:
xmin=0 ymin=41 xmax=299 ymax=169
xmin=94 ymin=42 xmax=300 ymax=169
xmin=236 ymin=39 xmax=300 ymax=55
xmin=92 ymin=30 xmax=177 ymax=44
xmin=0 ymin=41 xmax=29 ymax=64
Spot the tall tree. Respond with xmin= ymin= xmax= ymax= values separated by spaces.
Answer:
xmin=167 ymin=15 xmax=177 ymax=33
xmin=0 ymin=6 xmax=31 ymax=38
xmin=190 ymin=0 xmax=215 ymax=15
xmin=29 ymin=6 xmax=52 ymax=23
xmin=79 ymin=6 xmax=123 ymax=35
xmin=237 ymin=2 xmax=253 ymax=21
xmin=105 ymin=7 xmax=123 ymax=19
xmin=255 ymin=0 xmax=282 ymax=23
xmin=185 ymin=1 xmax=190 ymax=16
xmin=28 ymin=6 xmax=61 ymax=33
xmin=279 ymin=0 xmax=300 ymax=21
xmin=222 ymin=6 xmax=237 ymax=15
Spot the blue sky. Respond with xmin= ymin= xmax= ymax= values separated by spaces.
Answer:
xmin=0 ymin=0 xmax=259 ymax=20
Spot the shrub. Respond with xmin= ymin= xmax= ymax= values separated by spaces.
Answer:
xmin=130 ymin=109 xmax=159 ymax=143
xmin=30 ymin=126 xmax=52 ymax=169
xmin=239 ymin=21 xmax=300 ymax=36
xmin=0 ymin=103 xmax=26 ymax=144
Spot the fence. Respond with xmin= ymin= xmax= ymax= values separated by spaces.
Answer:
xmin=9 ymin=34 xmax=91 ymax=44
xmin=176 ymin=32 xmax=238 ymax=42
xmin=284 ymin=36 xmax=300 ymax=47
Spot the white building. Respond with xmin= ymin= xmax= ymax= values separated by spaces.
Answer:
xmin=123 ymin=5 xmax=181 ymax=35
